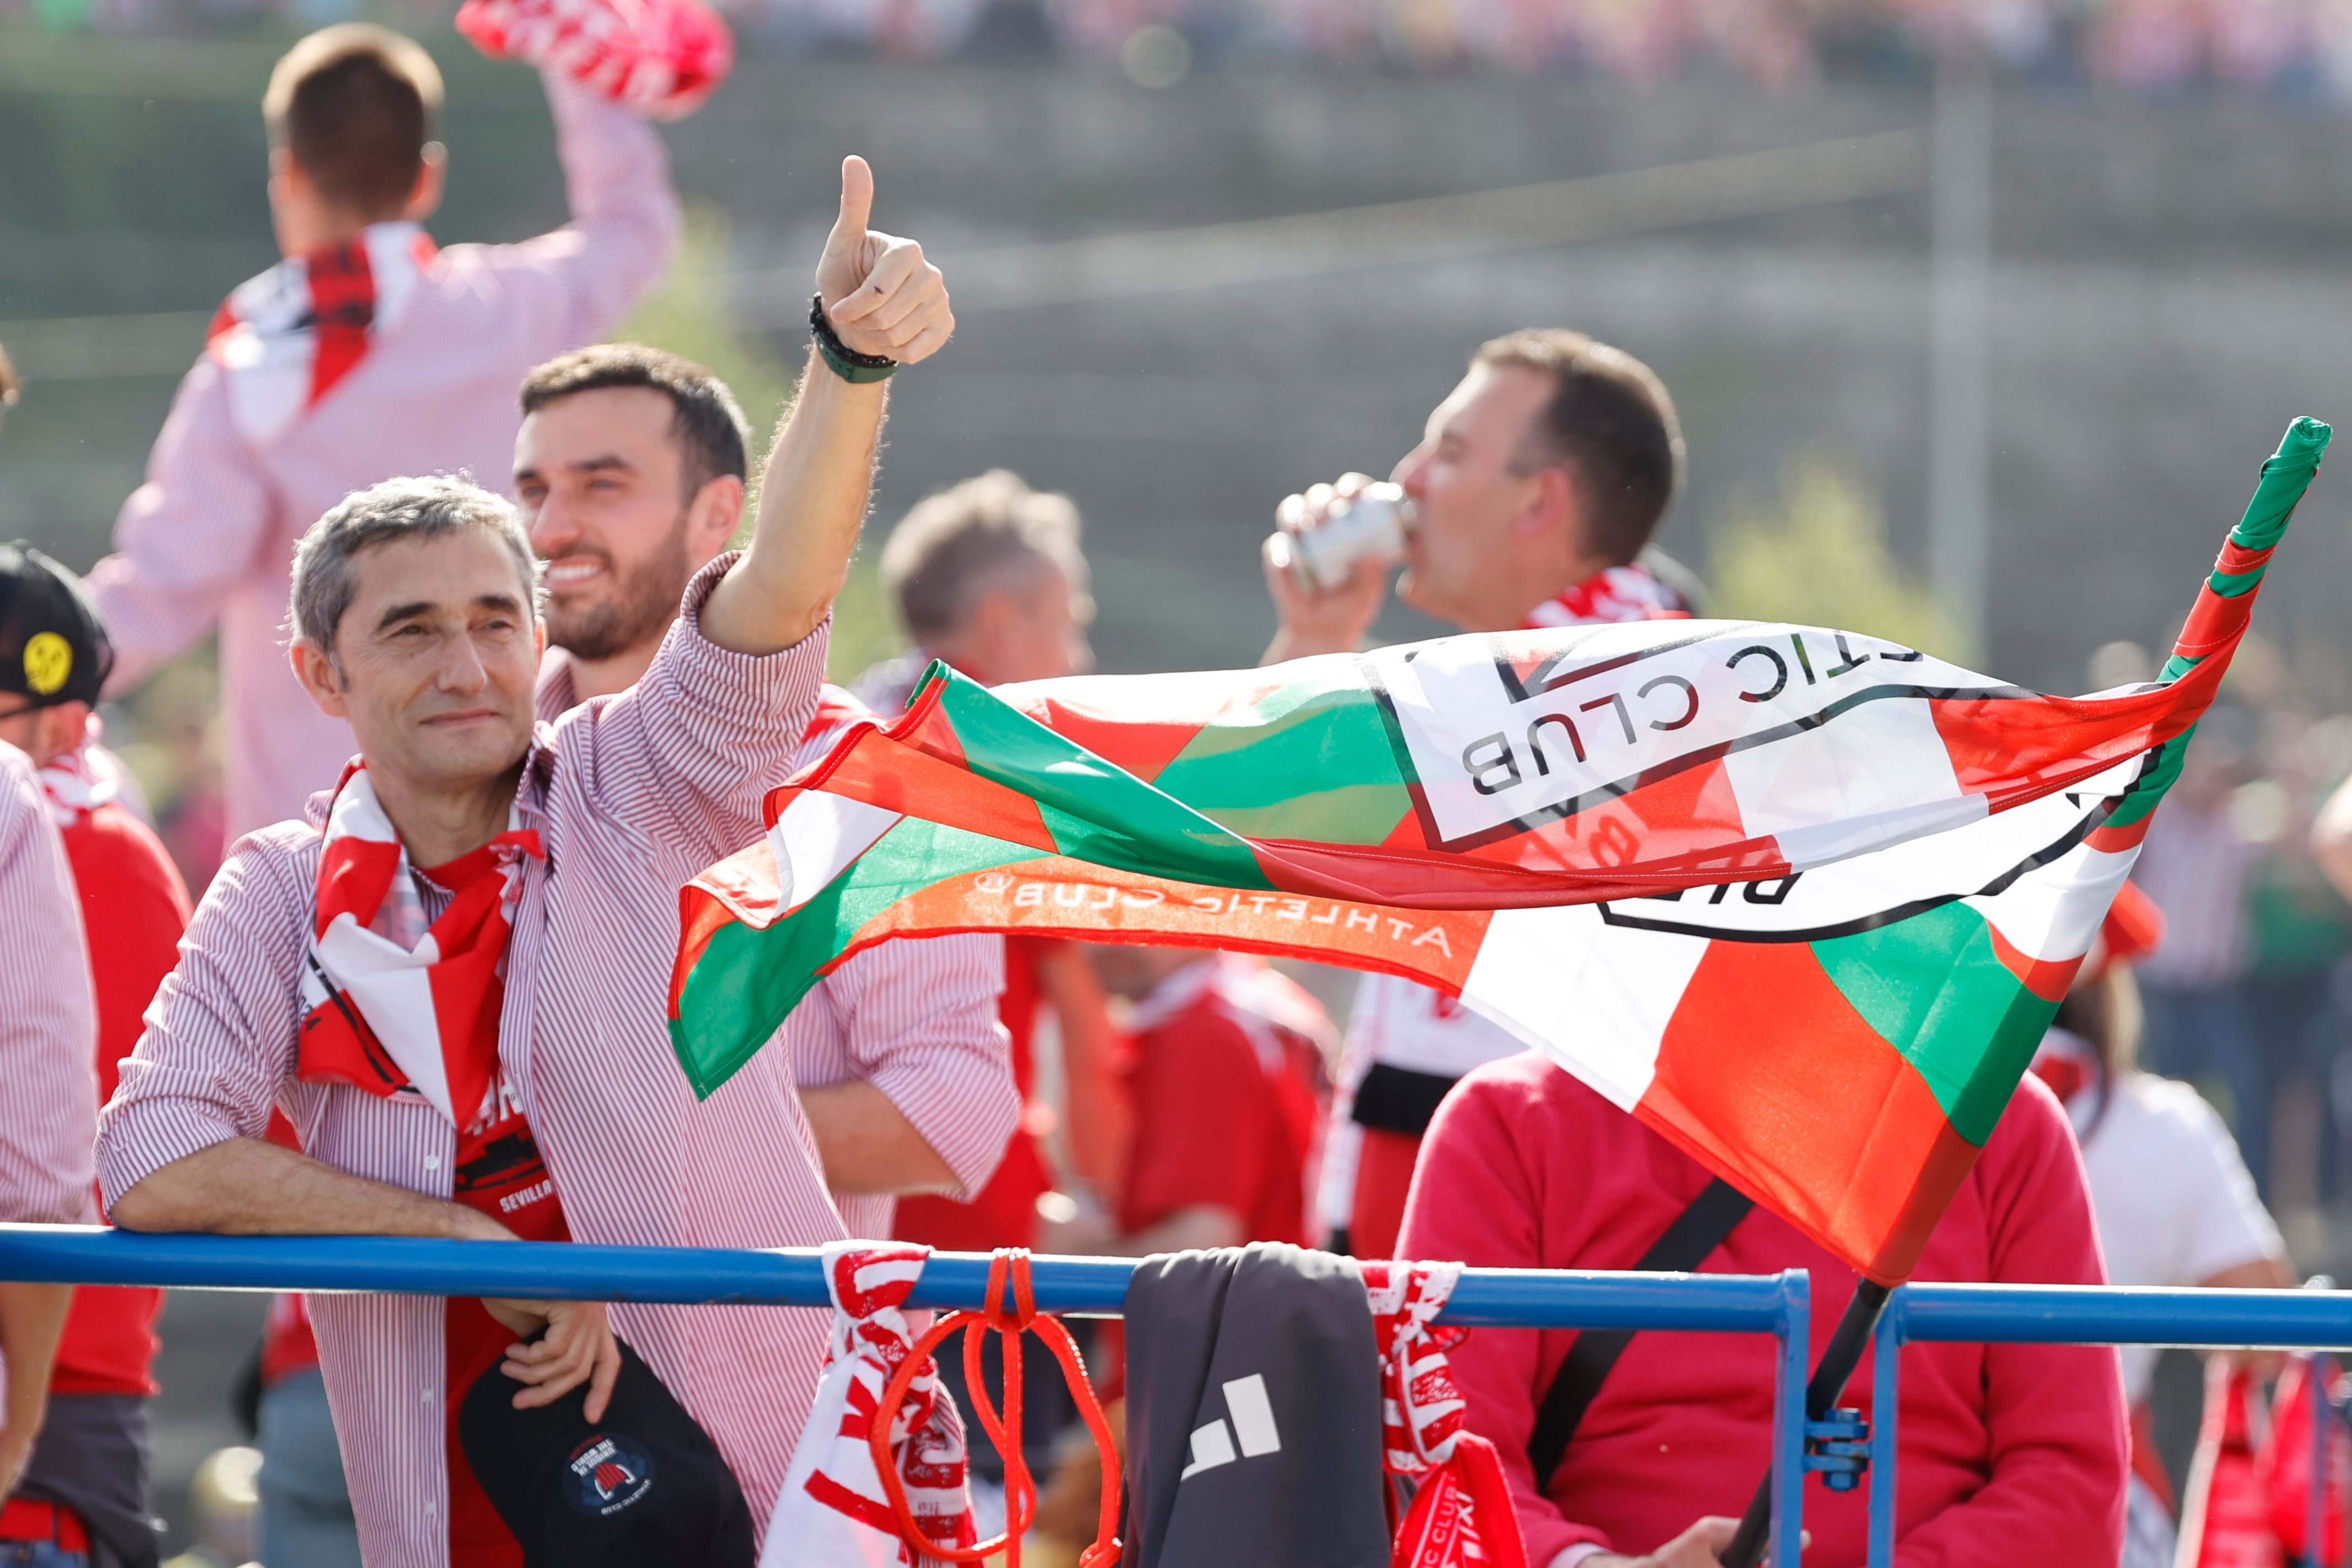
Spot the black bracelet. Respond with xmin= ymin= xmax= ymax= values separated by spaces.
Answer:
xmin=809 ymin=292 xmax=897 ymax=384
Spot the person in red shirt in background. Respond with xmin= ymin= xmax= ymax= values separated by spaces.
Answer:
xmin=1055 ymin=948 xmax=1333 ymax=1258
xmin=852 ymin=473 xmax=1126 ymax=1515
xmin=1400 ymin=1050 xmax=2125 ymax=1568
xmin=0 ymin=545 xmax=190 ymax=1568
xmin=857 ymin=471 xmax=1129 ymax=1246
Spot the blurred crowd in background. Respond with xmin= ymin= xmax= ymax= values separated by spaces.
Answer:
xmin=12 ymin=0 xmax=2352 ymax=94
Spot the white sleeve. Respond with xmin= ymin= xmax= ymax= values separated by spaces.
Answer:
xmin=2173 ymin=1088 xmax=2286 ymax=1282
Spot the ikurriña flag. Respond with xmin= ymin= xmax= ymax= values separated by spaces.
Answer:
xmin=671 ymin=417 xmax=2327 ymax=1284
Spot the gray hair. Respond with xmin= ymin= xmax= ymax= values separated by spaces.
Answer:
xmin=290 ymin=475 xmax=544 ymax=654
xmin=878 ymin=470 xmax=1088 ymax=644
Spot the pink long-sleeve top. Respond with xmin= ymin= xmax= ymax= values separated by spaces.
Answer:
xmin=0 ymin=743 xmax=99 ymax=1230
xmin=96 ymin=559 xmax=1020 ymax=1568
xmin=87 ymin=70 xmax=678 ymax=847
xmin=1397 ymin=1053 xmax=2126 ymax=1568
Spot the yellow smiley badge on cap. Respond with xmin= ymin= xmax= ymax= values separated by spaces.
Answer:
xmin=23 ymin=632 xmax=71 ymax=696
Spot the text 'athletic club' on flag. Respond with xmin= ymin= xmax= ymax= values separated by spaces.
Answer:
xmin=670 ymin=417 xmax=2329 ymax=1285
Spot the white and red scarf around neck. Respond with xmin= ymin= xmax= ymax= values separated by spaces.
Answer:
xmin=36 ymin=723 xmax=121 ymax=830
xmin=765 ymin=1242 xmax=977 ymax=1567
xmin=1363 ymin=1259 xmax=1529 ymax=1568
xmin=206 ymin=221 xmax=437 ymax=448
xmin=295 ymin=763 xmax=543 ymax=1128
xmin=1522 ymin=560 xmax=1691 ymax=629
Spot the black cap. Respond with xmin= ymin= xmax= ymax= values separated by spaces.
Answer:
xmin=458 ymin=1336 xmax=756 ymax=1568
xmin=0 ymin=543 xmax=111 ymax=709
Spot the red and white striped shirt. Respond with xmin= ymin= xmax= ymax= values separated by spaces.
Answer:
xmin=97 ymin=559 xmax=1016 ymax=1568
xmin=535 ymin=652 xmax=1017 ymax=1242
xmin=0 ymin=742 xmax=99 ymax=1230
xmin=86 ymin=69 xmax=678 ymax=847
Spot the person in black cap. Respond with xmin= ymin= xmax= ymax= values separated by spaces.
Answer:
xmin=0 ymin=543 xmax=193 ymax=1568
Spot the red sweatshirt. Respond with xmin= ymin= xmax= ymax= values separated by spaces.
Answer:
xmin=1397 ymin=1055 xmax=2125 ymax=1568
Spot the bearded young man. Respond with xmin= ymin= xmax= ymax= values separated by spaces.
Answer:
xmin=96 ymin=161 xmax=1011 ymax=1568
xmin=509 ymin=343 xmax=1017 ymax=1243
xmin=1264 ymin=329 xmax=1697 ymax=1260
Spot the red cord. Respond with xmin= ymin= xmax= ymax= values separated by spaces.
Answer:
xmin=868 ymin=1249 xmax=1123 ymax=1567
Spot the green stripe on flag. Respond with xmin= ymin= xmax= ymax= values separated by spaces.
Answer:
xmin=1809 ymin=904 xmax=2061 ymax=1146
xmin=929 ymin=669 xmax=1277 ymax=889
xmin=669 ymin=818 xmax=1033 ymax=1097
xmin=1154 ymin=671 xmax=1413 ymax=845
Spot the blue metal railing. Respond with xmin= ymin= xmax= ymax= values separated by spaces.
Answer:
xmin=0 ymin=1224 xmax=1814 ymax=1568
xmin=8 ymin=1224 xmax=2352 ymax=1565
xmin=1866 ymin=1284 xmax=2352 ymax=1568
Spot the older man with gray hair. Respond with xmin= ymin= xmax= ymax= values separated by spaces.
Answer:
xmin=94 ymin=160 xmax=1012 ymax=1568
xmin=854 ymin=469 xmax=1095 ymax=712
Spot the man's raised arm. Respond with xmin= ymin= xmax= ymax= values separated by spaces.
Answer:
xmin=699 ymin=156 xmax=954 ymax=657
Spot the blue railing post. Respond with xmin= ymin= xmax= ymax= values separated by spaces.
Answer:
xmin=1770 ymin=1268 xmax=1810 ymax=1568
xmin=1866 ymin=1287 xmax=1907 ymax=1568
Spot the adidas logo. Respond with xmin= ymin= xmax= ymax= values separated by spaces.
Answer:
xmin=1179 ymin=1373 xmax=1282 ymax=1480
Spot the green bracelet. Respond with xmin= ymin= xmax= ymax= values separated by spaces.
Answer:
xmin=809 ymin=293 xmax=897 ymax=384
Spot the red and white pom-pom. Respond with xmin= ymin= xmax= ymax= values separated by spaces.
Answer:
xmin=456 ymin=0 xmax=734 ymax=121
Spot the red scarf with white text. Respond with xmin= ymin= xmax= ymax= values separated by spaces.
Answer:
xmin=1363 ymin=1259 xmax=1528 ymax=1568
xmin=296 ymin=763 xmax=542 ymax=1128
xmin=206 ymin=223 xmax=437 ymax=446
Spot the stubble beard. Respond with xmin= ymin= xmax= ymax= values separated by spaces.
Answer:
xmin=546 ymin=511 xmax=695 ymax=663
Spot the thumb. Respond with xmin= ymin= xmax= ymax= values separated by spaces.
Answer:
xmin=830 ymin=155 xmax=875 ymax=251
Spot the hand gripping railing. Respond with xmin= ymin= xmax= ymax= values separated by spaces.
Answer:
xmin=0 ymin=1224 xmax=1818 ymax=1568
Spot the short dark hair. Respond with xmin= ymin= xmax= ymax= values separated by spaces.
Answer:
xmin=292 ymin=475 xmax=542 ymax=656
xmin=264 ymin=25 xmax=444 ymax=218
xmin=519 ymin=344 xmax=752 ymax=504
xmin=880 ymin=470 xmax=1087 ymax=645
xmin=1473 ymin=329 xmax=1685 ymax=565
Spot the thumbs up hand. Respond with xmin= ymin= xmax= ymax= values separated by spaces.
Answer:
xmin=815 ymin=155 xmax=954 ymax=365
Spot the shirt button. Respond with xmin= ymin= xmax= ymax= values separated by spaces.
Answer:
xmin=423 ymin=1156 xmax=442 ymax=1172
xmin=426 ymin=1501 xmax=437 ymax=1517
xmin=423 ymin=1389 xmax=434 ymax=1403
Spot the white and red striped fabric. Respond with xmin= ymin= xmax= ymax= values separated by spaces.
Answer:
xmin=0 ymin=743 xmax=99 ymax=1231
xmin=456 ymin=0 xmax=733 ymax=120
xmin=35 ymin=727 xmax=122 ymax=829
xmin=1362 ymin=1259 xmax=1527 ymax=1568
xmin=96 ymin=559 xmax=1019 ymax=1568
xmin=762 ymin=1243 xmax=977 ymax=1567
xmin=297 ymin=764 xmax=541 ymax=1126
xmin=204 ymin=223 xmax=439 ymax=448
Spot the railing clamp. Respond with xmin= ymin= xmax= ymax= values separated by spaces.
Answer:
xmin=1804 ymin=1408 xmax=1870 ymax=1492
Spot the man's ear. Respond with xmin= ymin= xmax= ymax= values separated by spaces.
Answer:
xmin=1510 ymin=465 xmax=1577 ymax=543
xmin=403 ymin=144 xmax=447 ymax=224
xmin=689 ymin=473 xmax=748 ymax=564
xmin=288 ymin=638 xmax=351 ymax=720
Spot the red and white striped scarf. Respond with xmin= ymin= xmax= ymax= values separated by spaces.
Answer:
xmin=456 ymin=0 xmax=733 ymax=119
xmin=766 ymin=1242 xmax=976 ymax=1565
xmin=207 ymin=222 xmax=438 ymax=447
xmin=36 ymin=725 xmax=119 ymax=830
xmin=1521 ymin=560 xmax=1691 ymax=629
xmin=1363 ymin=1259 xmax=1528 ymax=1568
xmin=295 ymin=764 xmax=542 ymax=1128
